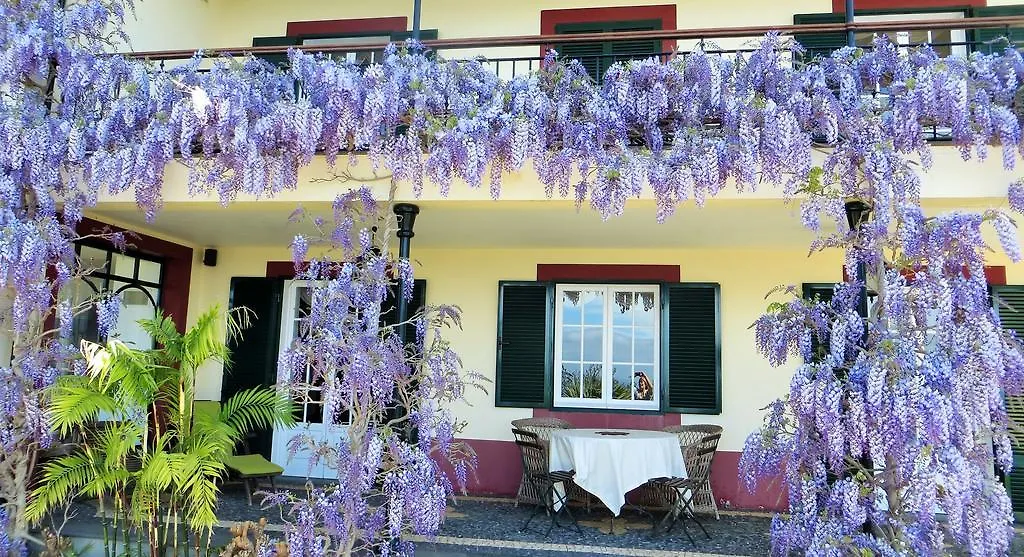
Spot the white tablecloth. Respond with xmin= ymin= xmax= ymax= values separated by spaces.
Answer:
xmin=549 ymin=428 xmax=687 ymax=516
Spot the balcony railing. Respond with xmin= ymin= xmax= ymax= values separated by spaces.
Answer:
xmin=120 ymin=15 xmax=1024 ymax=142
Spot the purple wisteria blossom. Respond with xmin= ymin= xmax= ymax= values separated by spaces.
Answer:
xmin=4 ymin=0 xmax=1024 ymax=555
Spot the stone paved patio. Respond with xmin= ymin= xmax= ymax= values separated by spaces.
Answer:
xmin=43 ymin=483 xmax=1024 ymax=556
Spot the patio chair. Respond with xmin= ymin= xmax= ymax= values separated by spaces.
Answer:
xmin=510 ymin=418 xmax=594 ymax=511
xmin=632 ymin=424 xmax=723 ymax=517
xmin=649 ymin=432 xmax=722 ymax=544
xmin=512 ymin=428 xmax=582 ymax=536
xmin=193 ymin=400 xmax=284 ymax=505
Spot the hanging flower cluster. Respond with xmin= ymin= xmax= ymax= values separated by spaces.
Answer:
xmin=269 ymin=192 xmax=483 ymax=556
xmin=3 ymin=0 xmax=1024 ymax=555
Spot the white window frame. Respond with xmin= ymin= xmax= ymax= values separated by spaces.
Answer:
xmin=854 ymin=11 xmax=968 ymax=59
xmin=553 ymin=283 xmax=661 ymax=411
xmin=300 ymin=35 xmax=391 ymax=65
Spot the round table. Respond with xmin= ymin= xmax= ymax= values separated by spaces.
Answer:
xmin=548 ymin=428 xmax=687 ymax=516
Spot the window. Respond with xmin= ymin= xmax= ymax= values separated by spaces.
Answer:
xmin=495 ymin=280 xmax=720 ymax=414
xmin=554 ymin=285 xmax=659 ymax=410
xmin=69 ymin=243 xmax=163 ymax=349
xmin=794 ymin=6 xmax=1024 ymax=60
xmin=300 ymin=35 xmax=390 ymax=65
xmin=554 ymin=20 xmax=662 ymax=82
xmin=854 ymin=12 xmax=968 ymax=57
xmin=252 ymin=20 xmax=439 ymax=70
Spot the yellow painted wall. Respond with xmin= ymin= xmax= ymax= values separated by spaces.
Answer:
xmin=139 ymin=234 xmax=1020 ymax=454
xmin=128 ymin=0 xmax=833 ymax=55
xmin=94 ymin=146 xmax=1021 ymax=207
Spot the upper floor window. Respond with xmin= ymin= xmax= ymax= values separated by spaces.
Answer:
xmin=554 ymin=19 xmax=663 ymax=82
xmin=543 ymin=5 xmax=676 ymax=83
xmin=252 ymin=17 xmax=438 ymax=69
xmin=854 ymin=11 xmax=968 ymax=58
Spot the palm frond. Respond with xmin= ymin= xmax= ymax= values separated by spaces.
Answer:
xmin=138 ymin=310 xmax=183 ymax=362
xmin=220 ymin=388 xmax=296 ymax=438
xmin=27 ymin=453 xmax=100 ymax=521
xmin=179 ymin=306 xmax=231 ymax=373
xmin=93 ymin=421 xmax=144 ymax=470
xmin=47 ymin=386 xmax=120 ymax=436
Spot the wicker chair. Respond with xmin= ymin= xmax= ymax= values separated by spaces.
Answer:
xmin=632 ymin=424 xmax=723 ymax=518
xmin=512 ymin=428 xmax=582 ymax=536
xmin=510 ymin=418 xmax=595 ymax=511
xmin=650 ymin=432 xmax=722 ymax=543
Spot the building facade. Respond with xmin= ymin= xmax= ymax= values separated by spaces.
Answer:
xmin=83 ymin=0 xmax=1024 ymax=512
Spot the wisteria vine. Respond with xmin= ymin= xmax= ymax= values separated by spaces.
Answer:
xmin=4 ymin=0 xmax=1024 ymax=555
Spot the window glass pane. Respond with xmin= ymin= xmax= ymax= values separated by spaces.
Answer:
xmin=69 ymin=277 xmax=102 ymax=345
xmin=110 ymin=253 xmax=138 ymax=278
xmin=582 ymin=326 xmax=603 ymax=361
xmin=561 ymin=364 xmax=581 ymax=398
xmin=111 ymin=283 xmax=158 ymax=349
xmin=635 ymin=329 xmax=655 ymax=363
xmin=612 ymin=365 xmax=631 ymax=400
xmin=633 ymin=366 xmax=655 ymax=401
xmin=612 ymin=294 xmax=633 ymax=326
xmin=79 ymin=245 xmax=109 ymax=274
xmin=582 ymin=290 xmax=604 ymax=325
xmin=561 ymin=327 xmax=581 ymax=361
xmin=138 ymin=259 xmax=162 ymax=283
xmin=306 ymin=392 xmax=324 ymax=424
xmin=634 ymin=293 xmax=656 ymax=325
xmin=297 ymin=287 xmax=312 ymax=317
xmin=581 ymin=363 xmax=603 ymax=399
xmin=612 ymin=327 xmax=631 ymax=362
xmin=561 ymin=291 xmax=583 ymax=324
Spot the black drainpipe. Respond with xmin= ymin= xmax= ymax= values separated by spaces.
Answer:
xmin=393 ymin=203 xmax=420 ymax=443
xmin=846 ymin=0 xmax=855 ymax=48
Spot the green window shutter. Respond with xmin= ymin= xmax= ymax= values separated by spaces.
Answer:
xmin=252 ymin=36 xmax=301 ymax=69
xmin=972 ymin=6 xmax=1024 ymax=54
xmin=793 ymin=13 xmax=847 ymax=61
xmin=661 ymin=283 xmax=721 ymax=414
xmin=555 ymin=19 xmax=661 ymax=82
xmin=802 ymin=283 xmax=836 ymax=363
xmin=1007 ymin=453 xmax=1024 ymax=522
xmin=495 ymin=282 xmax=553 ymax=408
xmin=992 ymin=285 xmax=1024 ymax=521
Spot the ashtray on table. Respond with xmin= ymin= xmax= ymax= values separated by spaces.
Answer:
xmin=596 ymin=431 xmax=629 ymax=436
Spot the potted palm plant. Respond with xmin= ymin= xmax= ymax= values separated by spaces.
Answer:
xmin=27 ymin=306 xmax=295 ymax=557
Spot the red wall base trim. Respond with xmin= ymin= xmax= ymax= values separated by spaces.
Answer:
xmin=454 ymin=438 xmax=787 ymax=511
xmin=534 ymin=408 xmax=681 ymax=430
xmin=448 ymin=439 xmax=523 ymax=497
xmin=708 ymin=451 xmax=787 ymax=512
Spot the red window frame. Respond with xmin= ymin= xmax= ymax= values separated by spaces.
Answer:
xmin=539 ymin=5 xmax=678 ymax=58
xmin=285 ymin=16 xmax=408 ymax=37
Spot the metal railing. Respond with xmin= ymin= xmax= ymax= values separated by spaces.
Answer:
xmin=121 ymin=15 xmax=1024 ymax=142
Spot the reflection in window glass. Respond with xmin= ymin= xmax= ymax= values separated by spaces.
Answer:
xmin=138 ymin=259 xmax=162 ymax=283
xmin=79 ymin=246 xmax=109 ymax=274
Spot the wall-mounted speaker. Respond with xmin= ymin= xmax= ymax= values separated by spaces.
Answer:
xmin=203 ymin=248 xmax=218 ymax=267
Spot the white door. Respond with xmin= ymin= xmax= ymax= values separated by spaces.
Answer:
xmin=270 ymin=281 xmax=348 ymax=479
